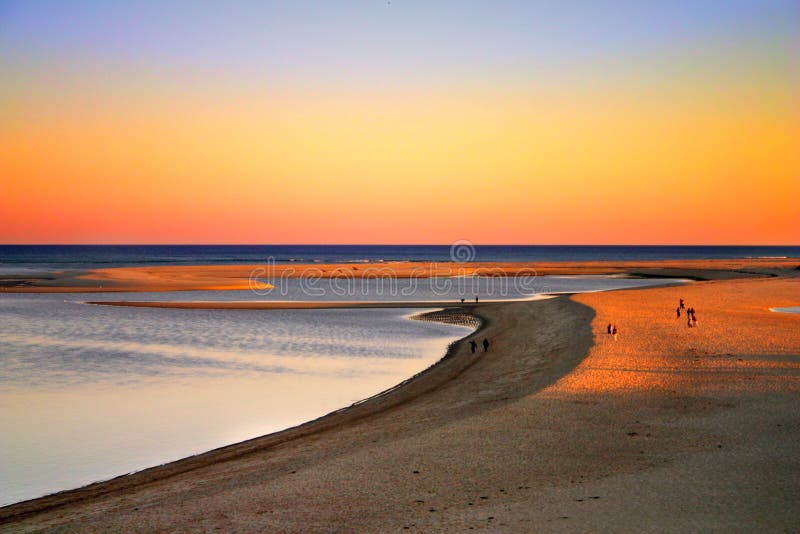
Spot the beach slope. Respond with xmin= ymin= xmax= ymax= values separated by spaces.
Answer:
xmin=2 ymin=278 xmax=799 ymax=531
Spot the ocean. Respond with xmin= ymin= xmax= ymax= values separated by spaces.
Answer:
xmin=1 ymin=244 xmax=798 ymax=273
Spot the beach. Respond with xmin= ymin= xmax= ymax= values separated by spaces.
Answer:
xmin=2 ymin=269 xmax=799 ymax=531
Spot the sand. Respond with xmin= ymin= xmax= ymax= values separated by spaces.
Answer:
xmin=2 ymin=275 xmax=799 ymax=532
xmin=2 ymin=258 xmax=798 ymax=293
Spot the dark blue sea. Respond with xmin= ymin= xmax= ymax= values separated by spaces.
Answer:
xmin=0 ymin=245 xmax=798 ymax=273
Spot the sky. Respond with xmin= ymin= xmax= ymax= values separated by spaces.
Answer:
xmin=1 ymin=1 xmax=798 ymax=244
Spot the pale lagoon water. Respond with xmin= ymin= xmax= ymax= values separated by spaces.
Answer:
xmin=0 ymin=275 xmax=684 ymax=506
xmin=0 ymin=294 xmax=472 ymax=506
xmin=770 ymin=306 xmax=800 ymax=314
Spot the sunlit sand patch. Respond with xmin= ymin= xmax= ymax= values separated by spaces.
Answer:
xmin=543 ymin=277 xmax=800 ymax=397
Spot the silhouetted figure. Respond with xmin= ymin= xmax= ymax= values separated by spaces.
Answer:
xmin=691 ymin=309 xmax=698 ymax=327
xmin=676 ymin=307 xmax=681 ymax=318
xmin=475 ymin=296 xmax=479 ymax=303
xmin=482 ymin=338 xmax=489 ymax=352
xmin=612 ymin=325 xmax=618 ymax=341
xmin=470 ymin=340 xmax=477 ymax=354
xmin=607 ymin=323 xmax=612 ymax=334
xmin=687 ymin=316 xmax=693 ymax=328
xmin=461 ymin=298 xmax=465 ymax=304
xmin=680 ymin=298 xmax=685 ymax=309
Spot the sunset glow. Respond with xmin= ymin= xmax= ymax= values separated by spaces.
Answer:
xmin=2 ymin=2 xmax=798 ymax=244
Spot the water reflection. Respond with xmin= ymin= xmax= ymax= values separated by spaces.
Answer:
xmin=0 ymin=294 xmax=469 ymax=505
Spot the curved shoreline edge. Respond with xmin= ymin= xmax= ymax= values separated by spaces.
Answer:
xmin=0 ymin=296 xmax=595 ymax=525
xmin=0 ymin=303 xmax=495 ymax=522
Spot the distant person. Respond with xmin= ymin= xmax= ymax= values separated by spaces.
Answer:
xmin=680 ymin=298 xmax=685 ymax=309
xmin=607 ymin=323 xmax=612 ymax=334
xmin=612 ymin=325 xmax=618 ymax=341
xmin=475 ymin=296 xmax=479 ymax=303
xmin=687 ymin=316 xmax=693 ymax=328
xmin=460 ymin=298 xmax=465 ymax=304
xmin=482 ymin=338 xmax=489 ymax=352
xmin=691 ymin=310 xmax=698 ymax=327
xmin=676 ymin=307 xmax=681 ymax=318
xmin=470 ymin=340 xmax=477 ymax=354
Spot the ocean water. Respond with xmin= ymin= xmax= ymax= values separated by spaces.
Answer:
xmin=1 ymin=245 xmax=798 ymax=273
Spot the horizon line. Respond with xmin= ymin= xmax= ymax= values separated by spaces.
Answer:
xmin=2 ymin=243 xmax=799 ymax=248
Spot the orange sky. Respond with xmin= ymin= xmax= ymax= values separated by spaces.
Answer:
xmin=1 ymin=5 xmax=798 ymax=244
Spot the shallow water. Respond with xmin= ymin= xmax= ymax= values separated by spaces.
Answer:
xmin=0 ymin=294 xmax=471 ymax=506
xmin=86 ymin=275 xmax=687 ymax=303
xmin=770 ymin=306 xmax=800 ymax=314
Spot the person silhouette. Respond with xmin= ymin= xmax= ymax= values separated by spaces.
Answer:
xmin=676 ymin=307 xmax=681 ymax=318
xmin=607 ymin=323 xmax=612 ymax=334
xmin=461 ymin=298 xmax=465 ymax=304
xmin=469 ymin=340 xmax=477 ymax=354
xmin=475 ymin=296 xmax=479 ymax=303
xmin=482 ymin=338 xmax=489 ymax=352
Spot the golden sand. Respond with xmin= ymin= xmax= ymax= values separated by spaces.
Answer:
xmin=550 ymin=277 xmax=800 ymax=396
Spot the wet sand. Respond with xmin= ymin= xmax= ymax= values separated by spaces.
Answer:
xmin=2 ymin=276 xmax=799 ymax=531
xmin=2 ymin=258 xmax=798 ymax=293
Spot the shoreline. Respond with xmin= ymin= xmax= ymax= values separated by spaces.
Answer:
xmin=0 ymin=301 xmax=502 ymax=523
xmin=2 ymin=276 xmax=799 ymax=530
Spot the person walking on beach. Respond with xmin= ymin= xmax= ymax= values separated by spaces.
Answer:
xmin=475 ymin=296 xmax=479 ymax=303
xmin=607 ymin=323 xmax=612 ymax=334
xmin=612 ymin=325 xmax=618 ymax=341
xmin=461 ymin=298 xmax=465 ymax=304
xmin=691 ymin=309 xmax=698 ymax=327
xmin=687 ymin=315 xmax=693 ymax=328
xmin=680 ymin=298 xmax=685 ymax=309
xmin=482 ymin=338 xmax=489 ymax=352
xmin=676 ymin=306 xmax=681 ymax=318
xmin=470 ymin=340 xmax=477 ymax=354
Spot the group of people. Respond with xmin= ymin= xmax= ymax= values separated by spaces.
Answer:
xmin=677 ymin=298 xmax=699 ymax=327
xmin=606 ymin=323 xmax=619 ymax=341
xmin=469 ymin=338 xmax=490 ymax=353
